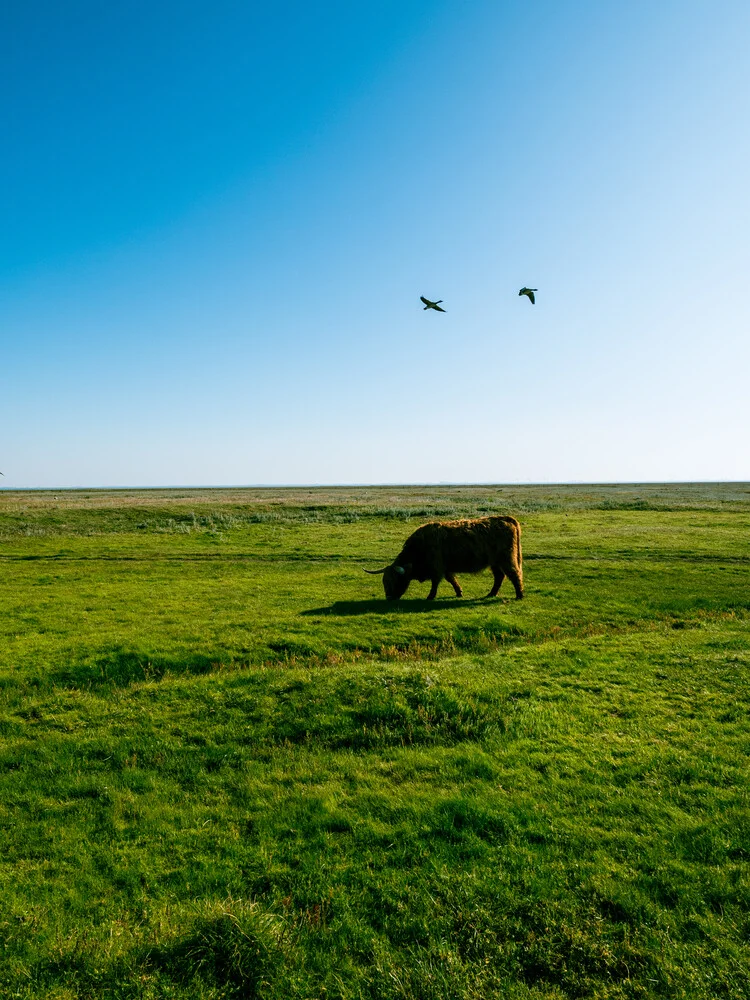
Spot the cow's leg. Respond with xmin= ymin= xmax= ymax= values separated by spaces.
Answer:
xmin=487 ymin=566 xmax=505 ymax=597
xmin=446 ymin=573 xmax=463 ymax=597
xmin=426 ymin=577 xmax=441 ymax=600
xmin=503 ymin=560 xmax=524 ymax=599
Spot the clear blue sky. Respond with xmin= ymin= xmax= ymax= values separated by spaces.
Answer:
xmin=3 ymin=0 xmax=748 ymax=487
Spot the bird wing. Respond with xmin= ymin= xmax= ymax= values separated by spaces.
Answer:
xmin=420 ymin=296 xmax=431 ymax=306
xmin=433 ymin=304 xmax=446 ymax=312
xmin=528 ymin=291 xmax=535 ymax=304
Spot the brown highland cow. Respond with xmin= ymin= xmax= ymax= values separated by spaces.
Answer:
xmin=366 ymin=515 xmax=523 ymax=601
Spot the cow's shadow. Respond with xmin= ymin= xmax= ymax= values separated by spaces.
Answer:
xmin=300 ymin=596 xmax=506 ymax=617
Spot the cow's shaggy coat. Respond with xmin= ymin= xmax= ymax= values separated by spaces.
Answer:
xmin=366 ymin=515 xmax=523 ymax=600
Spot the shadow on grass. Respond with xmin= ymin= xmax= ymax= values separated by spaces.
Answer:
xmin=143 ymin=910 xmax=283 ymax=999
xmin=300 ymin=596 xmax=508 ymax=617
xmin=47 ymin=648 xmax=222 ymax=690
xmin=35 ymin=908 xmax=284 ymax=1000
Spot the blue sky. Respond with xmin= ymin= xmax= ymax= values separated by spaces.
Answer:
xmin=3 ymin=0 xmax=749 ymax=487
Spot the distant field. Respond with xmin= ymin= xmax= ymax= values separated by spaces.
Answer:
xmin=1 ymin=484 xmax=748 ymax=998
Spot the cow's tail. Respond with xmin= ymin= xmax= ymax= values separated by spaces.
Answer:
xmin=510 ymin=516 xmax=522 ymax=558
xmin=508 ymin=516 xmax=523 ymax=597
xmin=515 ymin=520 xmax=522 ymax=571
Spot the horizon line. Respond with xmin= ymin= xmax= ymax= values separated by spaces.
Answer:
xmin=1 ymin=480 xmax=749 ymax=492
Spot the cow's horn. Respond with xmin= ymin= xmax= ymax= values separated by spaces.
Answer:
xmin=364 ymin=567 xmax=387 ymax=574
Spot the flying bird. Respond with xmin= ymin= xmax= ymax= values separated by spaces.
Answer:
xmin=421 ymin=296 xmax=446 ymax=312
xmin=518 ymin=287 xmax=537 ymax=304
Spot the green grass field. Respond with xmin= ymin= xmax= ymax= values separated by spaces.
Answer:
xmin=1 ymin=483 xmax=748 ymax=999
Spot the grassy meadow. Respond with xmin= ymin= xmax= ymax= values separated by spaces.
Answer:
xmin=0 ymin=482 xmax=748 ymax=999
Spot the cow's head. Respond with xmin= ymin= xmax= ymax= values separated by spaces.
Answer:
xmin=365 ymin=562 xmax=412 ymax=599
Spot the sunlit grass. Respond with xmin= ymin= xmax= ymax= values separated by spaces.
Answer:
xmin=0 ymin=484 xmax=748 ymax=997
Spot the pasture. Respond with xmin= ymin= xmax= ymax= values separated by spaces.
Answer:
xmin=0 ymin=483 xmax=748 ymax=998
